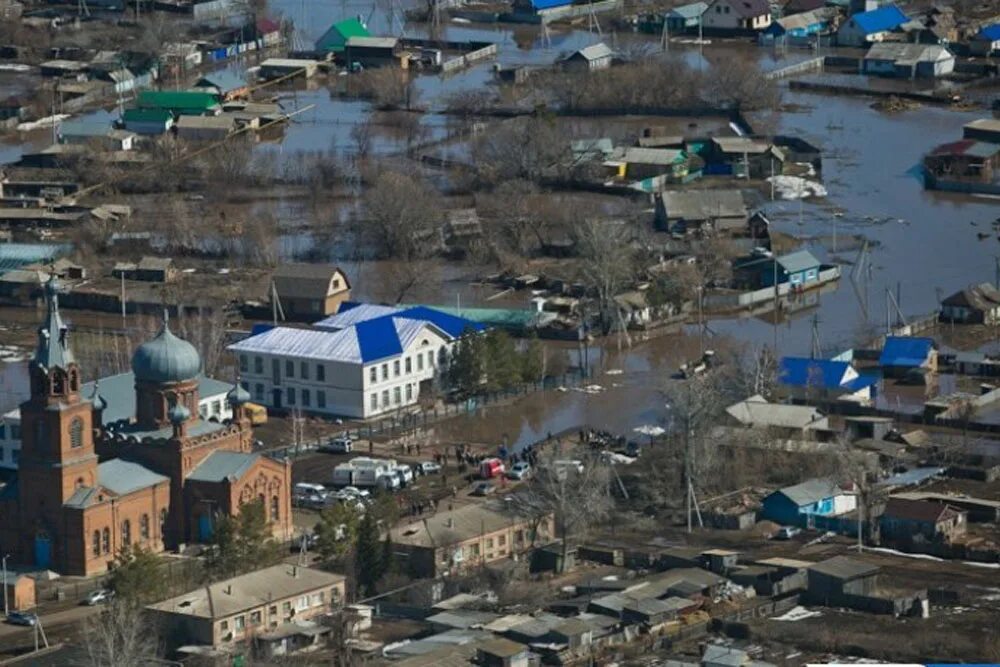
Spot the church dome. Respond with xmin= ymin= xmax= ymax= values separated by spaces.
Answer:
xmin=227 ymin=383 xmax=251 ymax=406
xmin=132 ymin=318 xmax=201 ymax=384
xmin=168 ymin=402 xmax=191 ymax=425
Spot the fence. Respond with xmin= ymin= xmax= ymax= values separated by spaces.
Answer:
xmin=266 ymin=370 xmax=588 ymax=459
xmin=34 ymin=557 xmax=202 ymax=605
xmin=765 ymin=57 xmax=824 ymax=80
xmin=707 ymin=267 xmax=842 ymax=310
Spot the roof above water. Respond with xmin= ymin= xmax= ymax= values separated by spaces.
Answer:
xmin=879 ymin=336 xmax=934 ymax=368
xmin=848 ymin=4 xmax=909 ymax=34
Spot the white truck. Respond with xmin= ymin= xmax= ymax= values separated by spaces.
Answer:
xmin=332 ymin=457 xmax=401 ymax=490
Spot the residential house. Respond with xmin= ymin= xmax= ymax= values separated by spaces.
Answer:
xmin=879 ymin=497 xmax=966 ymax=543
xmin=175 ymin=114 xmax=236 ymax=141
xmin=259 ymin=58 xmax=319 ymax=80
xmin=343 ymin=37 xmax=401 ymax=68
xmin=2 ymin=573 xmax=35 ymax=611
xmin=703 ymin=644 xmax=777 ymax=667
xmin=725 ymin=394 xmax=829 ymax=434
xmin=778 ymin=356 xmax=877 ymax=401
xmin=731 ymin=248 xmax=822 ymax=289
xmin=837 ymin=4 xmax=908 ymax=46
xmin=706 ymin=136 xmax=775 ymax=178
xmin=112 ymin=256 xmax=176 ymax=283
xmin=58 ymin=120 xmax=136 ymax=151
xmin=121 ymin=108 xmax=174 ymax=136
xmin=229 ymin=304 xmax=484 ymax=419
xmin=388 ymin=503 xmax=554 ymax=578
xmin=761 ymin=7 xmax=837 ymax=43
xmin=314 ymin=17 xmax=371 ymax=53
xmin=862 ymin=43 xmax=955 ymax=78
xmin=0 ymin=97 xmax=29 ymax=125
xmin=571 ymin=137 xmax=615 ymax=162
xmin=271 ymin=263 xmax=351 ymax=320
xmin=512 ymin=0 xmax=574 ymax=15
xmin=702 ymin=0 xmax=772 ymax=32
xmin=970 ymin=24 xmax=1000 ymax=56
xmin=443 ymin=209 xmax=484 ymax=256
xmin=665 ymin=2 xmax=708 ymax=32
xmin=963 ymin=119 xmax=1000 ymax=144
xmin=561 ymin=43 xmax=614 ymax=71
xmin=610 ymin=147 xmax=690 ymax=181
xmin=136 ymin=90 xmax=221 ymax=117
xmin=879 ymin=336 xmax=937 ymax=380
xmin=779 ymin=0 xmax=826 ymax=15
xmin=0 ymin=372 xmax=234 ymax=470
xmin=762 ymin=478 xmax=857 ymax=528
xmin=147 ymin=565 xmax=346 ymax=657
xmin=256 ymin=17 xmax=284 ymax=47
xmin=654 ymin=189 xmax=749 ymax=234
xmin=923 ymin=140 xmax=1000 ymax=190
xmin=477 ymin=638 xmax=531 ymax=667
xmin=193 ymin=70 xmax=250 ymax=101
xmin=940 ymin=283 xmax=1000 ymax=324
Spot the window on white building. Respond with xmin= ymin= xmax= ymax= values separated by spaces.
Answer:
xmin=239 ymin=355 xmax=248 ymax=372
xmin=287 ymin=388 xmax=296 ymax=405
xmin=427 ymin=351 xmax=434 ymax=368
xmin=393 ymin=387 xmax=401 ymax=405
xmin=235 ymin=616 xmax=245 ymax=631
xmin=300 ymin=362 xmax=309 ymax=380
xmin=254 ymin=357 xmax=263 ymax=374
xmin=369 ymin=367 xmax=377 ymax=383
xmin=370 ymin=394 xmax=378 ymax=411
xmin=417 ymin=355 xmax=424 ymax=371
xmin=381 ymin=390 xmax=389 ymax=407
xmin=255 ymin=384 xmax=264 ymax=401
xmin=212 ymin=400 xmax=221 ymax=415
xmin=317 ymin=365 xmax=325 ymax=382
xmin=285 ymin=360 xmax=294 ymax=378
xmin=381 ymin=364 xmax=388 ymax=380
xmin=302 ymin=389 xmax=311 ymax=407
xmin=317 ymin=391 xmax=326 ymax=409
xmin=405 ymin=357 xmax=411 ymax=374
xmin=393 ymin=360 xmax=400 ymax=377
xmin=405 ymin=384 xmax=412 ymax=401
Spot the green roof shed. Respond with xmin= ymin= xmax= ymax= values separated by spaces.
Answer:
xmin=136 ymin=91 xmax=220 ymax=116
xmin=314 ymin=18 xmax=371 ymax=52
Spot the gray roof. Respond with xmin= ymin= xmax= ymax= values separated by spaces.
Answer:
xmin=668 ymin=1 xmax=708 ymax=19
xmin=195 ymin=70 xmax=247 ymax=93
xmin=426 ymin=609 xmax=499 ymax=629
xmin=713 ymin=136 xmax=772 ymax=154
xmin=137 ymin=256 xmax=173 ymax=271
xmin=98 ymin=459 xmax=169 ymax=496
xmin=808 ymin=556 xmax=879 ymax=580
xmin=65 ymin=485 xmax=101 ymax=509
xmin=115 ymin=419 xmax=226 ymax=442
xmin=622 ymin=147 xmax=686 ymax=165
xmin=661 ymin=190 xmax=748 ymax=221
xmin=272 ymin=263 xmax=349 ymax=301
xmin=390 ymin=503 xmax=529 ymax=548
xmin=187 ymin=450 xmax=259 ymax=483
xmin=865 ymin=42 xmax=953 ymax=64
xmin=774 ymin=478 xmax=844 ymax=506
xmin=726 ymin=394 xmax=826 ymax=429
xmin=345 ymin=36 xmax=399 ymax=48
xmin=148 ymin=565 xmax=345 ymax=620
xmin=574 ymin=42 xmax=613 ymax=61
xmin=703 ymin=644 xmax=749 ymax=667
xmin=777 ymin=249 xmax=820 ymax=274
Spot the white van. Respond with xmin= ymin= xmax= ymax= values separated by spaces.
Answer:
xmin=294 ymin=482 xmax=327 ymax=498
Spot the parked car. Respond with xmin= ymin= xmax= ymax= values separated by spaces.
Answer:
xmin=415 ymin=461 xmax=441 ymax=475
xmin=319 ymin=437 xmax=353 ymax=454
xmin=6 ymin=611 xmax=37 ymax=626
xmin=507 ymin=462 xmax=531 ymax=480
xmin=773 ymin=526 xmax=802 ymax=540
xmin=471 ymin=481 xmax=496 ymax=496
xmin=84 ymin=589 xmax=114 ymax=606
xmin=479 ymin=457 xmax=505 ymax=479
xmin=336 ymin=486 xmax=371 ymax=501
xmin=394 ymin=465 xmax=415 ymax=486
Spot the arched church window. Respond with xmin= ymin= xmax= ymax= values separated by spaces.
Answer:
xmin=102 ymin=528 xmax=110 ymax=554
xmin=70 ymin=418 xmax=84 ymax=449
xmin=160 ymin=508 xmax=168 ymax=532
xmin=92 ymin=530 xmax=100 ymax=557
xmin=122 ymin=519 xmax=131 ymax=546
xmin=270 ymin=495 xmax=279 ymax=522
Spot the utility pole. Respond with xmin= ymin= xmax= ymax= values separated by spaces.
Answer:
xmin=2 ymin=554 xmax=9 ymax=616
xmin=810 ymin=314 xmax=822 ymax=359
xmin=772 ymin=254 xmax=779 ymax=355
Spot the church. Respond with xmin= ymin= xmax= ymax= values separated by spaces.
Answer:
xmin=0 ymin=279 xmax=293 ymax=577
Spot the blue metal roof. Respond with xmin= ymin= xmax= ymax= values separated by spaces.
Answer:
xmin=530 ymin=0 xmax=573 ymax=9
xmin=355 ymin=316 xmax=404 ymax=364
xmin=394 ymin=306 xmax=485 ymax=339
xmin=977 ymin=23 xmax=1000 ymax=41
xmin=779 ymin=357 xmax=850 ymax=389
xmin=850 ymin=4 xmax=908 ymax=34
xmin=879 ymin=336 xmax=933 ymax=368
xmin=0 ymin=243 xmax=70 ymax=274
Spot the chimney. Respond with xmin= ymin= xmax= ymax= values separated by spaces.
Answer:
xmin=446 ymin=518 xmax=454 ymax=529
xmin=224 ymin=585 xmax=232 ymax=595
xmin=293 ymin=566 xmax=299 ymax=578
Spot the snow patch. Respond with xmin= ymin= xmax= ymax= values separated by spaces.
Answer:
xmin=773 ymin=605 xmax=822 ymax=622
xmin=633 ymin=425 xmax=666 ymax=436
xmin=767 ymin=175 xmax=828 ymax=200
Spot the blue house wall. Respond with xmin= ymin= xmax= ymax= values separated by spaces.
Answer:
xmin=762 ymin=492 xmax=837 ymax=526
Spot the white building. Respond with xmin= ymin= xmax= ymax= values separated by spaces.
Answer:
xmin=228 ymin=304 xmax=485 ymax=420
xmin=0 ymin=372 xmax=233 ymax=469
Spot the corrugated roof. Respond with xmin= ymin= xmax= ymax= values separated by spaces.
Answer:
xmin=187 ymin=450 xmax=259 ymax=482
xmin=808 ymin=555 xmax=879 ymax=580
xmin=345 ymin=36 xmax=399 ymax=48
xmin=316 ymin=302 xmax=400 ymax=330
xmin=122 ymin=108 xmax=173 ymax=123
xmin=574 ymin=42 xmax=613 ymax=61
xmin=717 ymin=0 xmax=770 ymax=19
xmin=195 ymin=70 xmax=247 ymax=93
xmin=779 ymin=357 xmax=850 ymax=388
xmin=273 ymin=263 xmax=349 ymax=301
xmin=772 ymin=478 xmax=845 ymax=506
xmin=137 ymin=91 xmax=220 ymax=112
xmin=668 ymin=2 xmax=708 ymax=19
xmin=314 ymin=17 xmax=371 ymax=51
xmin=98 ymin=459 xmax=168 ymax=496
xmin=726 ymin=395 xmax=825 ymax=429
xmin=849 ymin=4 xmax=908 ymax=34
xmin=661 ymin=190 xmax=748 ymax=221
xmin=865 ymin=42 xmax=952 ymax=64
xmin=0 ymin=243 xmax=70 ymax=275
xmin=390 ymin=503 xmax=528 ymax=548
xmin=623 ymin=147 xmax=686 ymax=165
xmin=777 ymin=249 xmax=820 ymax=273
xmin=530 ymin=0 xmax=573 ymax=9
xmin=76 ymin=372 xmax=231 ymax=426
xmin=977 ymin=23 xmax=1000 ymax=41
xmin=882 ymin=497 xmax=960 ymax=523
xmin=879 ymin=336 xmax=933 ymax=368
xmin=942 ymin=282 xmax=1000 ymax=310
xmin=148 ymin=565 xmax=345 ymax=619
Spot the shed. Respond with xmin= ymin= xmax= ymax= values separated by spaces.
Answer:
xmin=175 ymin=114 xmax=236 ymax=141
xmin=761 ymin=478 xmax=856 ymax=527
xmin=655 ymin=189 xmax=748 ymax=233
xmin=112 ymin=256 xmax=176 ymax=283
xmin=193 ymin=70 xmax=250 ymax=100
xmin=259 ymin=59 xmax=318 ymax=81
xmin=1 ymin=573 xmax=36 ymax=611
xmin=562 ymin=43 xmax=614 ymax=71
xmin=666 ymin=2 xmax=708 ymax=31
xmin=476 ymin=637 xmax=530 ymax=667
xmin=862 ymin=43 xmax=955 ymax=78
xmin=879 ymin=336 xmax=936 ymax=379
xmin=701 ymin=548 xmax=740 ymax=574
xmin=807 ymin=556 xmax=879 ymax=599
xmin=963 ymin=119 xmax=1000 ymax=144
xmin=343 ymin=36 xmax=401 ymax=68
xmin=121 ymin=108 xmax=175 ymax=136
xmin=315 ymin=17 xmax=371 ymax=53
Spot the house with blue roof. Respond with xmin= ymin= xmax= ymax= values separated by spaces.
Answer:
xmin=970 ymin=24 xmax=1000 ymax=57
xmin=879 ymin=336 xmax=936 ymax=380
xmin=512 ymin=0 xmax=574 ymax=15
xmin=228 ymin=303 xmax=485 ymax=419
xmin=837 ymin=4 xmax=909 ymax=46
xmin=779 ymin=356 xmax=878 ymax=402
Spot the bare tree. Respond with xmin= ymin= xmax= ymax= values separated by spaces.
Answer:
xmin=83 ymin=600 xmax=160 ymax=667
xmin=574 ymin=218 xmax=641 ymax=335
xmin=509 ymin=447 xmax=613 ymax=572
xmin=357 ymin=170 xmax=442 ymax=260
xmin=468 ymin=116 xmax=572 ymax=187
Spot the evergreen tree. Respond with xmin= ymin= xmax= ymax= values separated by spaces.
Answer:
xmin=355 ymin=512 xmax=383 ymax=597
xmin=204 ymin=499 xmax=282 ymax=581
xmin=381 ymin=533 xmax=395 ymax=578
xmin=107 ymin=544 xmax=168 ymax=605
xmin=483 ymin=330 xmax=520 ymax=391
xmin=448 ymin=329 xmax=482 ymax=395
xmin=315 ymin=503 xmax=361 ymax=564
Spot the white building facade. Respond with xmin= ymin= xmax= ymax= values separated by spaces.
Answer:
xmin=229 ymin=305 xmax=484 ymax=420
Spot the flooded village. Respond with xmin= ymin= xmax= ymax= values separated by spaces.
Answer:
xmin=0 ymin=0 xmax=999 ymax=664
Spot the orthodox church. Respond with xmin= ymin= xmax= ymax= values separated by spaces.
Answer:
xmin=0 ymin=279 xmax=292 ymax=576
